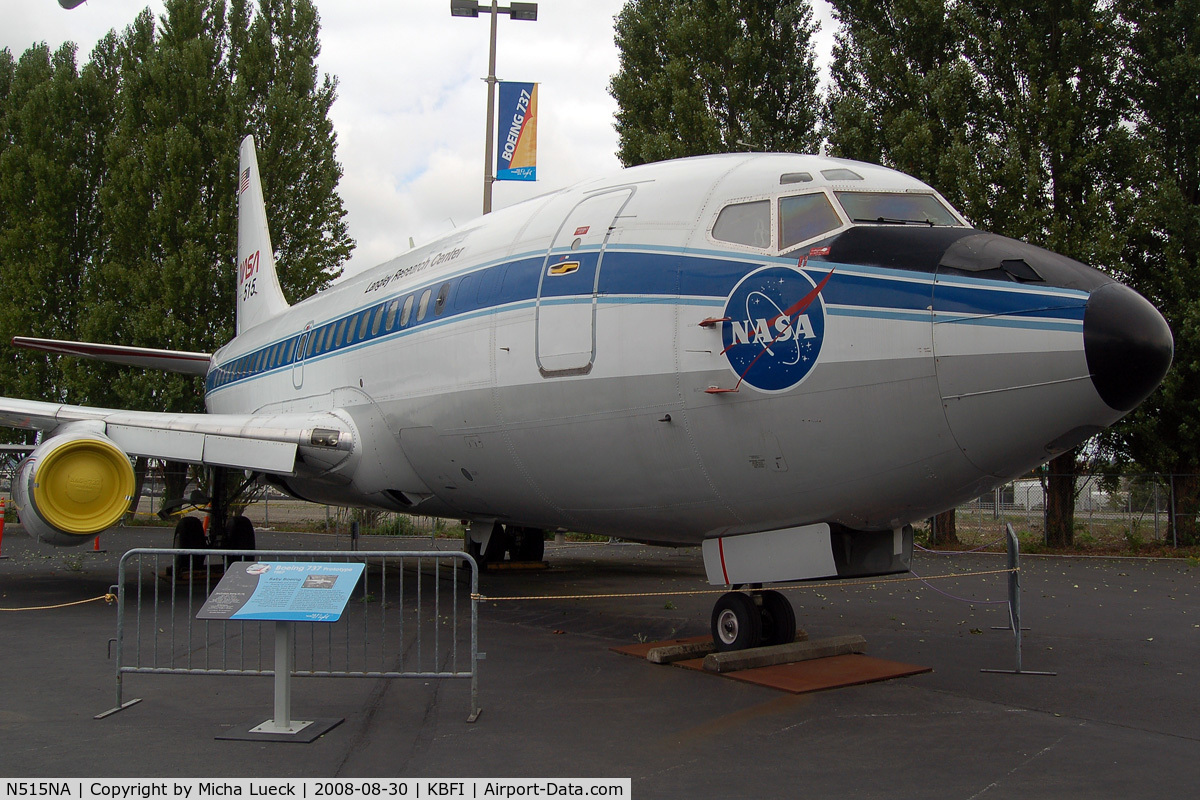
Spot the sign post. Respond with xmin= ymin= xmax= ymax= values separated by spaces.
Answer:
xmin=197 ymin=561 xmax=366 ymax=741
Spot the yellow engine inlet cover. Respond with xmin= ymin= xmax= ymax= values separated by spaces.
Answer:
xmin=32 ymin=437 xmax=135 ymax=535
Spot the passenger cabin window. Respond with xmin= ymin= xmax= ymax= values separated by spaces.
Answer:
xmin=836 ymin=192 xmax=960 ymax=227
xmin=712 ymin=200 xmax=770 ymax=248
xmin=371 ymin=305 xmax=384 ymax=336
xmin=434 ymin=282 xmax=450 ymax=316
xmin=400 ymin=295 xmax=414 ymax=326
xmin=417 ymin=288 xmax=433 ymax=322
xmin=384 ymin=299 xmax=399 ymax=331
xmin=778 ymin=193 xmax=843 ymax=251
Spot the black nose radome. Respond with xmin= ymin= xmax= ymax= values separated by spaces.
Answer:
xmin=1084 ymin=282 xmax=1173 ymax=412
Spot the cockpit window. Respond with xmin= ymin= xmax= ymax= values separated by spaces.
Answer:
xmin=778 ymin=193 xmax=843 ymax=251
xmin=836 ymin=192 xmax=961 ymax=227
xmin=821 ymin=168 xmax=863 ymax=181
xmin=712 ymin=200 xmax=771 ymax=248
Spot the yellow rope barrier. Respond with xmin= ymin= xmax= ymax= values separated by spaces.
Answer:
xmin=473 ymin=567 xmax=1018 ymax=602
xmin=0 ymin=593 xmax=116 ymax=612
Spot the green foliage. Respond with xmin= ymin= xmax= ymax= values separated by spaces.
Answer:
xmin=0 ymin=41 xmax=116 ymax=418
xmin=824 ymin=0 xmax=979 ymax=214
xmin=230 ymin=0 xmax=351 ymax=301
xmin=610 ymin=0 xmax=822 ymax=165
xmin=1109 ymin=0 xmax=1200 ymax=544
xmin=826 ymin=1 xmax=1131 ymax=548
xmin=0 ymin=0 xmax=353 ymax=417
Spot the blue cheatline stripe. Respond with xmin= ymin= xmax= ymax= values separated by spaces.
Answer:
xmin=205 ymin=247 xmax=1091 ymax=395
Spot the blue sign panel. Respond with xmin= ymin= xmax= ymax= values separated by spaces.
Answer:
xmin=197 ymin=562 xmax=366 ymax=622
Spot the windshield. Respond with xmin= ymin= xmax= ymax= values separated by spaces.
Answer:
xmin=836 ymin=192 xmax=961 ymax=226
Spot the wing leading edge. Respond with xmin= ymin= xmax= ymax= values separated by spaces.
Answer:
xmin=0 ymin=396 xmax=354 ymax=475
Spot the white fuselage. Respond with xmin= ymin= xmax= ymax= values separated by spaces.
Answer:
xmin=203 ymin=154 xmax=1139 ymax=545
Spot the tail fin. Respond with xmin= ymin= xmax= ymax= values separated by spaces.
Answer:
xmin=236 ymin=135 xmax=290 ymax=335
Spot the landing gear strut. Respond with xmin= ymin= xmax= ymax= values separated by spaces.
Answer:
xmin=464 ymin=522 xmax=546 ymax=569
xmin=168 ymin=467 xmax=258 ymax=577
xmin=711 ymin=589 xmax=797 ymax=651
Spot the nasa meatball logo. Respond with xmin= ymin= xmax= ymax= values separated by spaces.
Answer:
xmin=721 ymin=265 xmax=829 ymax=392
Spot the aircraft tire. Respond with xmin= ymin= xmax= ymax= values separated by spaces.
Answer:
xmin=464 ymin=530 xmax=483 ymax=566
xmin=172 ymin=516 xmax=206 ymax=575
xmin=227 ymin=515 xmax=256 ymax=562
xmin=758 ymin=590 xmax=796 ymax=647
xmin=510 ymin=526 xmax=545 ymax=562
xmin=711 ymin=591 xmax=762 ymax=651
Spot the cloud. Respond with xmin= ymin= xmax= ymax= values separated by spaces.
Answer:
xmin=1 ymin=0 xmax=839 ymax=281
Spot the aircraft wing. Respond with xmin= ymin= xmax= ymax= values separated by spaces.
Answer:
xmin=12 ymin=336 xmax=211 ymax=376
xmin=0 ymin=396 xmax=353 ymax=475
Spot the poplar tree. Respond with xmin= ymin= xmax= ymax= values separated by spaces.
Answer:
xmin=823 ymin=0 xmax=980 ymax=218
xmin=229 ymin=0 xmax=351 ymax=298
xmin=825 ymin=1 xmax=1129 ymax=547
xmin=83 ymin=0 xmax=237 ymax=417
xmin=610 ymin=0 xmax=822 ymax=166
xmin=0 ymin=42 xmax=115 ymax=410
xmin=963 ymin=1 xmax=1128 ymax=548
xmin=1110 ymin=0 xmax=1200 ymax=545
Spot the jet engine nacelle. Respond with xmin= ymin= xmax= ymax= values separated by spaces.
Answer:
xmin=11 ymin=427 xmax=136 ymax=547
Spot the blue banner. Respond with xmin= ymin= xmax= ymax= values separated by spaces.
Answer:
xmin=497 ymin=81 xmax=538 ymax=181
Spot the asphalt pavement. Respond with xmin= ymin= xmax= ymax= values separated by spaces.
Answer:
xmin=1 ymin=523 xmax=1197 ymax=798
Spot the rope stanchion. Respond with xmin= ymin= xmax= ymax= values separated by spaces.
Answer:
xmin=0 ymin=497 xmax=8 ymax=560
xmin=471 ymin=567 xmax=1019 ymax=603
xmin=0 ymin=594 xmax=116 ymax=612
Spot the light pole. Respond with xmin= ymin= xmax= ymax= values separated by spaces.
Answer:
xmin=451 ymin=0 xmax=538 ymax=214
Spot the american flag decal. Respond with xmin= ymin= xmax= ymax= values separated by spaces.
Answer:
xmin=238 ymin=168 xmax=250 ymax=195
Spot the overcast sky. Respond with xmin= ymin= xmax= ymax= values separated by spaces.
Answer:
xmin=2 ymin=0 xmax=837 ymax=278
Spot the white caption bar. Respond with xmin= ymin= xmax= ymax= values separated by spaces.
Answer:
xmin=1 ymin=779 xmax=632 ymax=800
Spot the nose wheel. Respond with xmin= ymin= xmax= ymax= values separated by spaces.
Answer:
xmin=711 ymin=590 xmax=797 ymax=651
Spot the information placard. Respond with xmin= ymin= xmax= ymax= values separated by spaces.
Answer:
xmin=196 ymin=562 xmax=365 ymax=622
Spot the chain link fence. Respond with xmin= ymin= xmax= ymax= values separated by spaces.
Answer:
xmin=932 ymin=473 xmax=1197 ymax=550
xmin=3 ymin=458 xmax=1195 ymax=551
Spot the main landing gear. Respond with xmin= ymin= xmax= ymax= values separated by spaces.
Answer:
xmin=169 ymin=467 xmax=258 ymax=576
xmin=711 ymin=589 xmax=797 ymax=651
xmin=464 ymin=522 xmax=546 ymax=569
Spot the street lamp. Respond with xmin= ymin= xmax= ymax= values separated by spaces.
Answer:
xmin=451 ymin=1 xmax=539 ymax=214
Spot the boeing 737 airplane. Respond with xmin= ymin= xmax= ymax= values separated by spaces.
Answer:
xmin=0 ymin=137 xmax=1172 ymax=650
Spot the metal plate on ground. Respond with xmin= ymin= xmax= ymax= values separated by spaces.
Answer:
xmin=215 ymin=717 xmax=343 ymax=743
xmin=614 ymin=638 xmax=931 ymax=694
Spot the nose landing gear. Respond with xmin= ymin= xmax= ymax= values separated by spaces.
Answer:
xmin=711 ymin=589 xmax=797 ymax=651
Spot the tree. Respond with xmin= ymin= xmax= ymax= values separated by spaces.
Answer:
xmin=823 ymin=0 xmax=981 ymax=218
xmin=76 ymin=0 xmax=351 ymax=420
xmin=931 ymin=509 xmax=959 ymax=547
xmin=0 ymin=41 xmax=115 ymax=415
xmin=827 ymin=2 xmax=1129 ymax=548
xmin=610 ymin=0 xmax=822 ymax=166
xmin=229 ymin=0 xmax=352 ymax=300
xmin=82 ymin=0 xmax=237 ymax=420
xmin=1110 ymin=0 xmax=1200 ymax=545
xmin=962 ymin=1 xmax=1129 ymax=548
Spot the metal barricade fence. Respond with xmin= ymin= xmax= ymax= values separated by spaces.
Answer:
xmin=100 ymin=548 xmax=480 ymax=721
